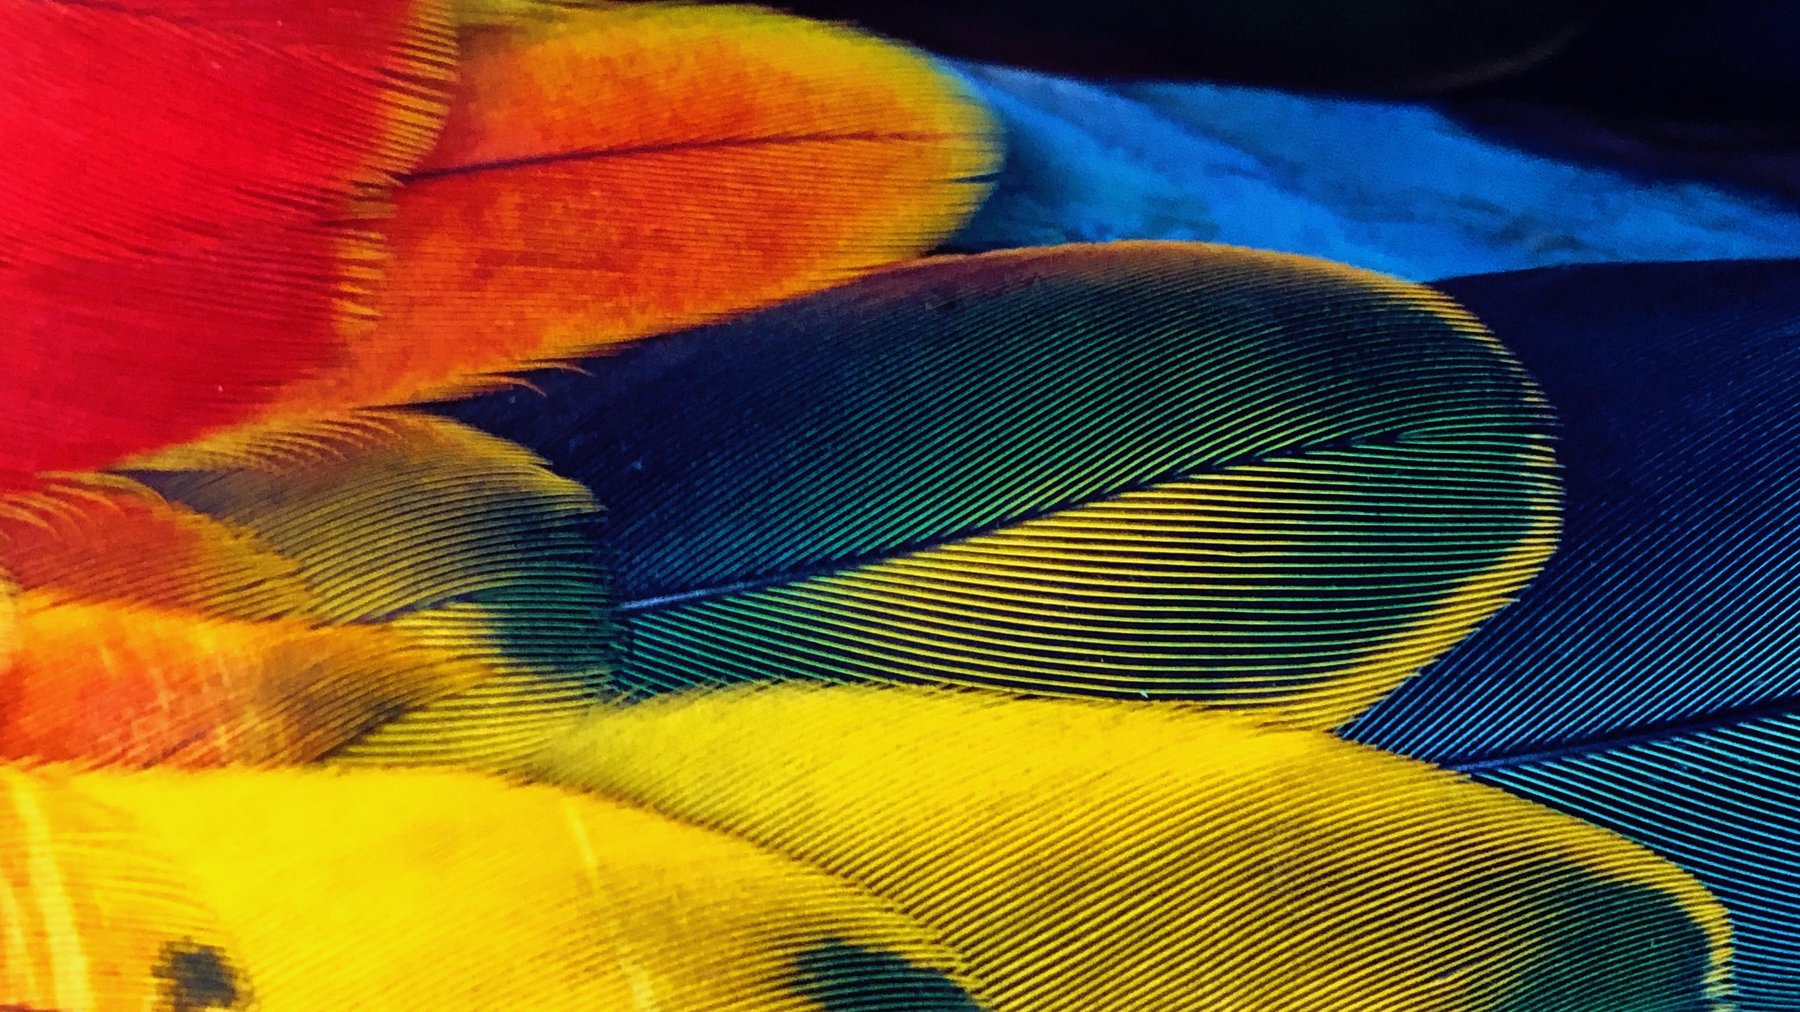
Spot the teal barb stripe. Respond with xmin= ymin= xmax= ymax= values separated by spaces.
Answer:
xmin=792 ymin=941 xmax=985 ymax=1012
xmin=610 ymin=429 xmax=1414 ymax=616
xmin=1495 ymin=868 xmax=1719 ymax=1012
xmin=1474 ymin=719 xmax=1799 ymax=1012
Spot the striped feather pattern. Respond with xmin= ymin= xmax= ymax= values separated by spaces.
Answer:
xmin=131 ymin=413 xmax=613 ymax=767
xmin=1346 ymin=259 xmax=1800 ymax=1010
xmin=533 ymin=684 xmax=1730 ymax=1011
xmin=0 ymin=0 xmax=456 ymax=482
xmin=1475 ymin=717 xmax=1800 ymax=1010
xmin=3 ymin=593 xmax=494 ymax=767
xmin=0 ymin=0 xmax=995 ymax=484
xmin=0 ymin=414 xmax=608 ymax=766
xmin=2 ymin=764 xmax=984 ymax=1010
xmin=275 ymin=1 xmax=999 ymax=414
xmin=0 ymin=481 xmax=486 ymax=766
xmin=446 ymin=242 xmax=1559 ymax=727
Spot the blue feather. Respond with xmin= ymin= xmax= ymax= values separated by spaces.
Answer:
xmin=946 ymin=63 xmax=1800 ymax=279
xmin=1348 ymin=259 xmax=1800 ymax=1010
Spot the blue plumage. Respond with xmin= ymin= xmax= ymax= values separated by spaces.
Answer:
xmin=1350 ymin=260 xmax=1800 ymax=1009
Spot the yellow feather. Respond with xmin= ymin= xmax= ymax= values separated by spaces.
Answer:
xmin=533 ymin=685 xmax=1732 ymax=1010
xmin=1 ymin=764 xmax=979 ymax=1010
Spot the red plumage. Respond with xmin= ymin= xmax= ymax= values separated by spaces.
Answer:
xmin=0 ymin=0 xmax=453 ymax=484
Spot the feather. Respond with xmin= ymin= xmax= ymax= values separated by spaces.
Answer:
xmin=0 ymin=0 xmax=456 ymax=484
xmin=0 ymin=764 xmax=982 ymax=1010
xmin=944 ymin=64 xmax=1800 ymax=279
xmin=444 ymin=241 xmax=1559 ymax=728
xmin=1346 ymin=259 xmax=1800 ymax=1010
xmin=0 ymin=0 xmax=995 ymax=483
xmin=0 ymin=479 xmax=489 ymax=767
xmin=127 ymin=413 xmax=613 ymax=766
xmin=268 ymin=2 xmax=1000 ymax=413
xmin=531 ymin=684 xmax=1730 ymax=1010
xmin=0 ymin=414 xmax=607 ymax=766
xmin=683 ymin=0 xmax=1602 ymax=92
xmin=0 ymin=0 xmax=451 ymax=250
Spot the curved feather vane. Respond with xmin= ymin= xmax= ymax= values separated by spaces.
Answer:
xmin=0 ymin=0 xmax=995 ymax=483
xmin=689 ymin=0 xmax=1602 ymax=92
xmin=0 ymin=414 xmax=607 ymax=767
xmin=445 ymin=242 xmax=1559 ymax=728
xmin=0 ymin=0 xmax=456 ymax=485
xmin=266 ymin=1 xmax=1000 ymax=413
xmin=1346 ymin=259 xmax=1800 ymax=1010
xmin=0 ymin=480 xmax=488 ymax=766
xmin=532 ymin=684 xmax=1730 ymax=1010
xmin=128 ymin=413 xmax=614 ymax=766
xmin=2 ymin=764 xmax=982 ymax=1010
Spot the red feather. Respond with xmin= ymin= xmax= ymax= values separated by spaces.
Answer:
xmin=0 ymin=0 xmax=454 ymax=485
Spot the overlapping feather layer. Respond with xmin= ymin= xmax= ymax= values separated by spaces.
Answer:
xmin=0 ymin=1 xmax=1784 ymax=1010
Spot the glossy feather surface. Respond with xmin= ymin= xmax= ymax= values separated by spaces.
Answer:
xmin=535 ymin=684 xmax=1730 ymax=1011
xmin=284 ymin=2 xmax=999 ymax=412
xmin=0 ymin=0 xmax=994 ymax=484
xmin=1 ymin=764 xmax=982 ymax=1010
xmin=1 ymin=4 xmax=1788 ymax=1009
xmin=0 ymin=0 xmax=455 ymax=482
xmin=1348 ymin=259 xmax=1800 ymax=1010
xmin=447 ymin=241 xmax=1559 ymax=727
xmin=1 ymin=414 xmax=607 ymax=767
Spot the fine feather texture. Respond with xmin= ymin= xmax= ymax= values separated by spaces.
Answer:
xmin=0 ymin=478 xmax=314 ymax=619
xmin=0 ymin=414 xmax=608 ymax=767
xmin=269 ymin=1 xmax=1000 ymax=412
xmin=3 ymin=597 xmax=492 ymax=768
xmin=1346 ymin=259 xmax=1800 ymax=1010
xmin=0 ymin=479 xmax=490 ymax=766
xmin=125 ymin=413 xmax=613 ymax=766
xmin=944 ymin=65 xmax=1800 ymax=279
xmin=0 ymin=764 xmax=983 ymax=1010
xmin=0 ymin=0 xmax=450 ymax=252
xmin=699 ymin=0 xmax=1602 ymax=92
xmin=531 ymin=685 xmax=1730 ymax=1011
xmin=0 ymin=0 xmax=994 ymax=485
xmin=0 ymin=0 xmax=456 ymax=484
xmin=445 ymin=241 xmax=1560 ymax=728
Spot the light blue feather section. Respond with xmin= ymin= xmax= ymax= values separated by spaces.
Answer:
xmin=948 ymin=62 xmax=1800 ymax=279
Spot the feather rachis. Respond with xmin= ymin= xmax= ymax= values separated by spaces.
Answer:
xmin=1350 ymin=259 xmax=1800 ymax=1008
xmin=259 ymin=2 xmax=1000 ymax=416
xmin=447 ymin=241 xmax=1560 ymax=725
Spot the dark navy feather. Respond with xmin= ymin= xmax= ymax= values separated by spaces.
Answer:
xmin=440 ymin=242 xmax=1557 ymax=729
xmin=1347 ymin=259 xmax=1800 ymax=1010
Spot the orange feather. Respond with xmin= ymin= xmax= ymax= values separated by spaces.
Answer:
xmin=272 ymin=3 xmax=1000 ymax=411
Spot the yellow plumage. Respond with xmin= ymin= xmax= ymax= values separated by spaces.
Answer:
xmin=533 ymin=685 xmax=1731 ymax=1010
xmin=2 ymin=764 xmax=978 ymax=1010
